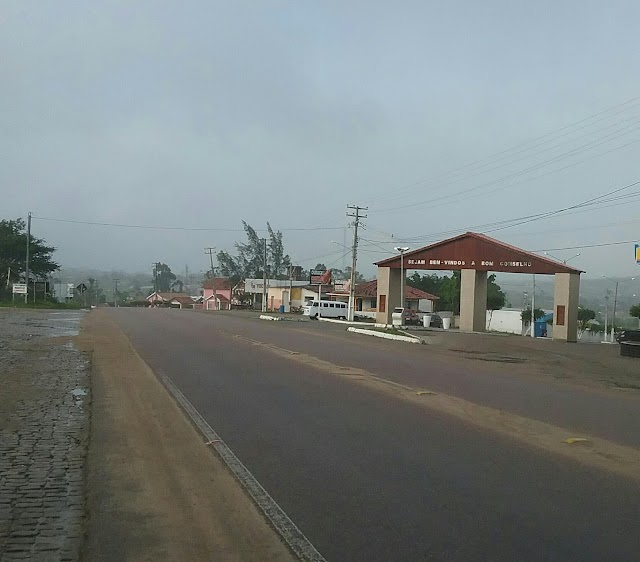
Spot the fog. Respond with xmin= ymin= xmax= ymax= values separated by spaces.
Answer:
xmin=2 ymin=1 xmax=639 ymax=280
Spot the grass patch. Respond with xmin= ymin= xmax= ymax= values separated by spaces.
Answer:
xmin=0 ymin=300 xmax=84 ymax=310
xmin=367 ymin=327 xmax=407 ymax=336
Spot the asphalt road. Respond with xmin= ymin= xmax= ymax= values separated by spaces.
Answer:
xmin=109 ymin=309 xmax=640 ymax=561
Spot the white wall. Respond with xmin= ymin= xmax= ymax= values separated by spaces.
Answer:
xmin=486 ymin=309 xmax=524 ymax=335
xmin=418 ymin=299 xmax=434 ymax=312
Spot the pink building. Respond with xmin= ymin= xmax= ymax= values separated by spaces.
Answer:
xmin=202 ymin=277 xmax=232 ymax=311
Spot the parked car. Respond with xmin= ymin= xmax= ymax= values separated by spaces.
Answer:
xmin=392 ymin=308 xmax=421 ymax=325
xmin=616 ymin=329 xmax=640 ymax=343
xmin=427 ymin=313 xmax=444 ymax=328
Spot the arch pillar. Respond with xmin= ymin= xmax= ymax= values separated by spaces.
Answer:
xmin=376 ymin=266 xmax=401 ymax=325
xmin=460 ymin=269 xmax=487 ymax=332
xmin=553 ymin=273 xmax=580 ymax=342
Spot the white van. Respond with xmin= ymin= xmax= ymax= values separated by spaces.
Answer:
xmin=303 ymin=300 xmax=348 ymax=319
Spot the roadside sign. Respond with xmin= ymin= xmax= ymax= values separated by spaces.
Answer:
xmin=310 ymin=269 xmax=332 ymax=285
xmin=76 ymin=283 xmax=88 ymax=294
xmin=636 ymin=244 xmax=640 ymax=265
xmin=12 ymin=283 xmax=27 ymax=294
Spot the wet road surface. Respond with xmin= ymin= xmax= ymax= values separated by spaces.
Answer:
xmin=108 ymin=309 xmax=640 ymax=561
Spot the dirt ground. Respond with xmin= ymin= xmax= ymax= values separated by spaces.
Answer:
xmin=418 ymin=329 xmax=640 ymax=391
xmin=199 ymin=310 xmax=640 ymax=392
xmin=78 ymin=311 xmax=294 ymax=562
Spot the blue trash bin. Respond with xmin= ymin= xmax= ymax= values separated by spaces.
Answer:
xmin=279 ymin=305 xmax=285 ymax=313
xmin=534 ymin=320 xmax=547 ymax=337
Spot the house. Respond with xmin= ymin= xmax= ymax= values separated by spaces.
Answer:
xmin=146 ymin=292 xmax=190 ymax=306
xmin=169 ymin=295 xmax=196 ymax=309
xmin=328 ymin=280 xmax=439 ymax=313
xmin=202 ymin=277 xmax=232 ymax=311
xmin=243 ymin=278 xmax=310 ymax=311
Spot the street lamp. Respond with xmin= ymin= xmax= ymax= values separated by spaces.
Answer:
xmin=394 ymin=247 xmax=410 ymax=309
xmin=544 ymin=252 xmax=581 ymax=264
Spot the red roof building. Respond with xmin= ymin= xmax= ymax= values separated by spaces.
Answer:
xmin=202 ymin=277 xmax=232 ymax=311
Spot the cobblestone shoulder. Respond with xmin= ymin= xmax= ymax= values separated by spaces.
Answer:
xmin=0 ymin=310 xmax=89 ymax=562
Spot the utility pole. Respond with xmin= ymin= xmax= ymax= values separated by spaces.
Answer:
xmin=25 ymin=212 xmax=31 ymax=304
xmin=395 ymin=247 xmax=410 ymax=310
xmin=604 ymin=292 xmax=610 ymax=342
xmin=346 ymin=205 xmax=367 ymax=321
xmin=531 ymin=274 xmax=536 ymax=338
xmin=288 ymin=264 xmax=293 ymax=312
xmin=113 ymin=278 xmax=119 ymax=307
xmin=612 ymin=281 xmax=619 ymax=342
xmin=262 ymin=239 xmax=268 ymax=312
xmin=205 ymin=248 xmax=218 ymax=310
xmin=153 ymin=262 xmax=160 ymax=295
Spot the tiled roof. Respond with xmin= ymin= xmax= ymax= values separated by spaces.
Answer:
xmin=204 ymin=293 xmax=229 ymax=301
xmin=354 ymin=280 xmax=438 ymax=300
xmin=202 ymin=277 xmax=232 ymax=290
xmin=170 ymin=296 xmax=196 ymax=305
xmin=147 ymin=292 xmax=189 ymax=301
xmin=405 ymin=285 xmax=439 ymax=301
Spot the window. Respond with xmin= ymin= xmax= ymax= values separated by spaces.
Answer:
xmin=556 ymin=305 xmax=565 ymax=326
xmin=323 ymin=303 xmax=328 ymax=307
xmin=380 ymin=294 xmax=386 ymax=313
xmin=330 ymin=303 xmax=335 ymax=308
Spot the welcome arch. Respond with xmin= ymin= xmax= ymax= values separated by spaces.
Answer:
xmin=375 ymin=232 xmax=582 ymax=342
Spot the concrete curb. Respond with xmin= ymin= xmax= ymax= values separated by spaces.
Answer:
xmin=259 ymin=315 xmax=308 ymax=323
xmin=319 ymin=317 xmax=389 ymax=328
xmin=347 ymin=326 xmax=423 ymax=344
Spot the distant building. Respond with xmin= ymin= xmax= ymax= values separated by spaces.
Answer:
xmin=328 ymin=280 xmax=439 ymax=312
xmin=202 ymin=277 xmax=232 ymax=310
xmin=146 ymin=292 xmax=190 ymax=306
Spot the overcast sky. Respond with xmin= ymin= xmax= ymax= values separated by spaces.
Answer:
xmin=2 ymin=0 xmax=640 ymax=280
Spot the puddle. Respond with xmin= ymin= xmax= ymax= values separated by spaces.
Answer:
xmin=71 ymin=387 xmax=87 ymax=407
xmin=41 ymin=311 xmax=86 ymax=338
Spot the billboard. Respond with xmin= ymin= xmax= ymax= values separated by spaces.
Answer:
xmin=310 ymin=269 xmax=332 ymax=285
xmin=288 ymin=265 xmax=304 ymax=281
xmin=636 ymin=244 xmax=640 ymax=265
xmin=12 ymin=283 xmax=27 ymax=294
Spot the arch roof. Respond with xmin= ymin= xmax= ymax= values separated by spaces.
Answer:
xmin=375 ymin=232 xmax=583 ymax=275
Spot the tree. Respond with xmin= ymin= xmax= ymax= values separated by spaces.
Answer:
xmin=630 ymin=304 xmax=640 ymax=320
xmin=486 ymin=274 xmax=507 ymax=311
xmin=267 ymin=222 xmax=291 ymax=278
xmin=0 ymin=218 xmax=59 ymax=299
xmin=406 ymin=270 xmax=506 ymax=314
xmin=439 ymin=272 xmax=462 ymax=314
xmin=577 ymin=307 xmax=596 ymax=338
xmin=407 ymin=272 xmax=444 ymax=297
xmin=153 ymin=263 xmax=177 ymax=292
xmin=521 ymin=308 xmax=545 ymax=323
xmin=217 ymin=221 xmax=291 ymax=284
xmin=331 ymin=266 xmax=366 ymax=283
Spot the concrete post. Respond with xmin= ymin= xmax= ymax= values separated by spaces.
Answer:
xmin=553 ymin=272 xmax=580 ymax=342
xmin=459 ymin=269 xmax=487 ymax=332
xmin=376 ymin=267 xmax=401 ymax=325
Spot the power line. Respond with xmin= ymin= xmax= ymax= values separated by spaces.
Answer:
xmin=370 ymin=108 xmax=640 ymax=208
xmin=30 ymin=216 xmax=344 ymax=233
xmin=484 ymin=180 xmax=640 ymax=234
xmin=375 ymin=128 xmax=640 ymax=215
xmin=534 ymin=240 xmax=638 ymax=252
xmin=363 ymin=95 xmax=640 ymax=207
xmin=364 ymin=178 xmax=640 ymax=245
